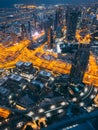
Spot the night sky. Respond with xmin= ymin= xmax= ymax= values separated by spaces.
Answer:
xmin=0 ymin=0 xmax=97 ymax=8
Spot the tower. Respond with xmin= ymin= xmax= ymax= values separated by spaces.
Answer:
xmin=27 ymin=21 xmax=34 ymax=50
xmin=69 ymin=43 xmax=90 ymax=84
xmin=54 ymin=7 xmax=63 ymax=31
xmin=54 ymin=9 xmax=59 ymax=31
xmin=47 ymin=27 xmax=54 ymax=49
xmin=21 ymin=24 xmax=27 ymax=39
xmin=68 ymin=43 xmax=98 ymax=107
xmin=28 ymin=21 xmax=32 ymax=41
xmin=66 ymin=7 xmax=80 ymax=41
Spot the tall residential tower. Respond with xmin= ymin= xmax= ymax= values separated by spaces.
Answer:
xmin=66 ymin=7 xmax=80 ymax=41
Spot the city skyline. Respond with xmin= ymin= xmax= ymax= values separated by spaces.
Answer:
xmin=0 ymin=0 xmax=98 ymax=8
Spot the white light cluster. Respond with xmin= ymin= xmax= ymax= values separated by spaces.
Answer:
xmin=84 ymin=87 xmax=88 ymax=92
xmin=80 ymin=92 xmax=84 ymax=96
xmin=90 ymin=95 xmax=95 ymax=99
xmin=58 ymin=109 xmax=64 ymax=113
xmin=46 ymin=113 xmax=51 ymax=117
xmin=61 ymin=102 xmax=66 ymax=106
xmin=87 ymin=107 xmax=93 ymax=112
xmin=9 ymin=100 xmax=13 ymax=104
xmin=27 ymin=111 xmax=34 ymax=117
xmin=94 ymin=88 xmax=98 ymax=92
xmin=0 ymin=122 xmax=2 ymax=125
xmin=5 ymin=119 xmax=9 ymax=122
xmin=50 ymin=77 xmax=54 ymax=81
xmin=38 ymin=108 xmax=44 ymax=113
xmin=8 ymin=95 xmax=12 ymax=99
xmin=16 ymin=121 xmax=23 ymax=128
xmin=22 ymin=85 xmax=26 ymax=90
xmin=50 ymin=105 xmax=56 ymax=109
xmin=65 ymin=124 xmax=78 ymax=130
xmin=72 ymin=98 xmax=77 ymax=102
xmin=80 ymin=102 xmax=84 ymax=106
xmin=4 ymin=128 xmax=9 ymax=130
xmin=32 ymin=31 xmax=39 ymax=37
xmin=35 ymin=116 xmax=39 ymax=120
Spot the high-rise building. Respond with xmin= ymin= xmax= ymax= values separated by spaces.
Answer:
xmin=47 ymin=27 xmax=54 ymax=49
xmin=28 ymin=21 xmax=32 ymax=41
xmin=54 ymin=9 xmax=59 ymax=31
xmin=43 ymin=18 xmax=51 ymax=34
xmin=69 ymin=44 xmax=90 ymax=84
xmin=54 ymin=8 xmax=63 ymax=31
xmin=56 ymin=26 xmax=63 ymax=38
xmin=54 ymin=11 xmax=58 ymax=31
xmin=21 ymin=24 xmax=27 ymax=39
xmin=66 ymin=7 xmax=80 ymax=41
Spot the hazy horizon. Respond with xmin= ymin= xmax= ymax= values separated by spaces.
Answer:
xmin=0 ymin=0 xmax=97 ymax=8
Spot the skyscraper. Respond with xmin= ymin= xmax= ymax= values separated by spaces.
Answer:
xmin=54 ymin=7 xmax=63 ymax=31
xmin=28 ymin=21 xmax=32 ymax=41
xmin=47 ymin=26 xmax=54 ymax=49
xmin=54 ymin=10 xmax=58 ymax=31
xmin=21 ymin=24 xmax=27 ymax=39
xmin=69 ymin=43 xmax=90 ymax=84
xmin=66 ymin=7 xmax=80 ymax=41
